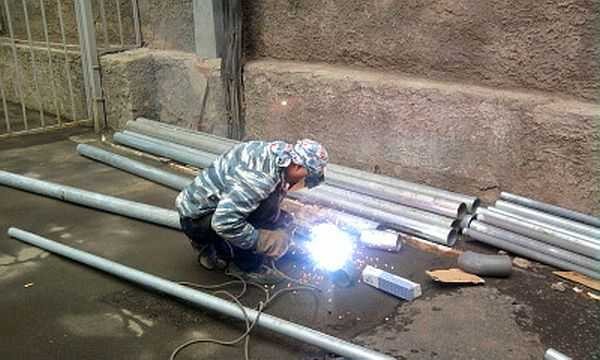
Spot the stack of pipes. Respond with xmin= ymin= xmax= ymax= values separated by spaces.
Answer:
xmin=111 ymin=117 xmax=481 ymax=247
xmin=464 ymin=192 xmax=600 ymax=279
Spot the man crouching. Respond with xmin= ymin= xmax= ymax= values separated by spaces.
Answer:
xmin=176 ymin=139 xmax=328 ymax=284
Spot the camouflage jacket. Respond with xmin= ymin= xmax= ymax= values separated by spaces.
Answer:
xmin=176 ymin=141 xmax=288 ymax=249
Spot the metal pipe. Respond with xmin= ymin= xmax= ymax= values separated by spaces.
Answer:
xmin=544 ymin=348 xmax=572 ymax=360
xmin=0 ymin=170 xmax=180 ymax=229
xmin=77 ymin=144 xmax=192 ymax=190
xmin=114 ymin=131 xmax=458 ymax=245
xmin=487 ymin=207 xmax=599 ymax=245
xmin=56 ymin=0 xmax=78 ymax=121
xmin=127 ymin=118 xmax=479 ymax=213
xmin=470 ymin=221 xmax=599 ymax=274
xmin=21 ymin=0 xmax=46 ymax=127
xmin=359 ymin=229 xmax=402 ymax=252
xmin=8 ymin=227 xmax=394 ymax=360
xmin=90 ymin=140 xmax=455 ymax=245
xmin=328 ymin=164 xmax=479 ymax=213
xmin=326 ymin=171 xmax=467 ymax=219
xmin=464 ymin=226 xmax=600 ymax=279
xmin=457 ymin=251 xmax=512 ymax=277
xmin=476 ymin=208 xmax=600 ymax=260
xmin=495 ymin=200 xmax=600 ymax=239
xmin=290 ymin=189 xmax=458 ymax=246
xmin=113 ymin=131 xmax=217 ymax=168
xmin=39 ymin=0 xmax=62 ymax=125
xmin=2 ymin=0 xmax=29 ymax=129
xmin=315 ymin=185 xmax=458 ymax=229
xmin=501 ymin=192 xmax=600 ymax=228
xmin=126 ymin=119 xmax=237 ymax=154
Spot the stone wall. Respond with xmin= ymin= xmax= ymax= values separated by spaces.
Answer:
xmin=244 ymin=60 xmax=600 ymax=214
xmin=101 ymin=49 xmax=226 ymax=135
xmin=243 ymin=0 xmax=600 ymax=103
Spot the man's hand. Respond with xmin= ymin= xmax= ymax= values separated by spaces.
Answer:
xmin=256 ymin=229 xmax=290 ymax=259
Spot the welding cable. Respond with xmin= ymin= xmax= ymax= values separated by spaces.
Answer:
xmin=171 ymin=271 xmax=319 ymax=360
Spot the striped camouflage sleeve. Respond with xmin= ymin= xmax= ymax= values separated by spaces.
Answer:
xmin=210 ymin=168 xmax=277 ymax=249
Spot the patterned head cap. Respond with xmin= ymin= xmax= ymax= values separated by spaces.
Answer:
xmin=290 ymin=139 xmax=328 ymax=175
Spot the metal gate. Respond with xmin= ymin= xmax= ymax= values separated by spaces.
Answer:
xmin=0 ymin=0 xmax=141 ymax=137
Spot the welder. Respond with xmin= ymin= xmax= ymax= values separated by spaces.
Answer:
xmin=176 ymin=139 xmax=328 ymax=284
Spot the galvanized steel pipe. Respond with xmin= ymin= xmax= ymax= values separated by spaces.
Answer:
xmin=464 ymin=226 xmax=600 ymax=279
xmin=457 ymin=251 xmax=512 ymax=277
xmin=316 ymin=185 xmax=458 ymax=229
xmin=501 ymin=192 xmax=600 ymax=229
xmin=290 ymin=189 xmax=458 ymax=246
xmin=87 ymin=141 xmax=453 ymax=247
xmin=328 ymin=164 xmax=479 ymax=213
xmin=470 ymin=221 xmax=599 ymax=274
xmin=544 ymin=348 xmax=572 ymax=360
xmin=487 ymin=207 xmax=599 ymax=245
xmin=77 ymin=144 xmax=191 ymax=190
xmin=128 ymin=117 xmax=237 ymax=154
xmin=114 ymin=132 xmax=464 ymax=239
xmin=8 ymin=227 xmax=393 ymax=360
xmin=326 ymin=171 xmax=466 ymax=219
xmin=113 ymin=131 xmax=217 ymax=169
xmin=126 ymin=118 xmax=479 ymax=213
xmin=495 ymin=200 xmax=600 ymax=240
xmin=0 ymin=170 xmax=181 ymax=229
xmin=476 ymin=208 xmax=600 ymax=260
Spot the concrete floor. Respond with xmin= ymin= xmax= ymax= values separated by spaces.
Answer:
xmin=0 ymin=128 xmax=598 ymax=360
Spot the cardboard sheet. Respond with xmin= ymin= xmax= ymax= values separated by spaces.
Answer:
xmin=553 ymin=271 xmax=600 ymax=291
xmin=426 ymin=268 xmax=485 ymax=284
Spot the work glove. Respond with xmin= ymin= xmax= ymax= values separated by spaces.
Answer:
xmin=256 ymin=229 xmax=291 ymax=259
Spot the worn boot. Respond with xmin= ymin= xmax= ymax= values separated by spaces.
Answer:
xmin=197 ymin=244 xmax=227 ymax=271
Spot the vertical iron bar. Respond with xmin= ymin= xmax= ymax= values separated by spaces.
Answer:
xmin=0 ymin=73 xmax=10 ymax=133
xmin=56 ymin=0 xmax=77 ymax=122
xmin=115 ymin=0 xmax=124 ymax=46
xmin=22 ymin=0 xmax=45 ymax=127
xmin=131 ymin=0 xmax=141 ymax=47
xmin=99 ymin=0 xmax=110 ymax=49
xmin=39 ymin=0 xmax=62 ymax=125
xmin=2 ymin=0 xmax=28 ymax=130
xmin=75 ymin=0 xmax=105 ymax=132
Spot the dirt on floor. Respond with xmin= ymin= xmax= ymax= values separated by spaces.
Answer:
xmin=0 ymin=128 xmax=598 ymax=360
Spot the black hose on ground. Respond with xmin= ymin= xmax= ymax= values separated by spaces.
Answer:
xmin=458 ymin=251 xmax=512 ymax=277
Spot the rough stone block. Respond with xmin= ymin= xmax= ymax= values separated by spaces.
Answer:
xmin=101 ymin=49 xmax=226 ymax=135
xmin=244 ymin=60 xmax=600 ymax=215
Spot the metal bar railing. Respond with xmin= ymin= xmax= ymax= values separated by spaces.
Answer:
xmin=0 ymin=120 xmax=91 ymax=139
xmin=75 ymin=0 xmax=105 ymax=132
xmin=22 ymin=0 xmax=46 ymax=127
xmin=0 ymin=74 xmax=10 ymax=132
xmin=56 ymin=0 xmax=78 ymax=122
xmin=2 ymin=0 xmax=28 ymax=130
xmin=131 ymin=0 xmax=142 ymax=47
xmin=98 ymin=0 xmax=110 ymax=49
xmin=115 ymin=0 xmax=124 ymax=46
xmin=39 ymin=0 xmax=62 ymax=125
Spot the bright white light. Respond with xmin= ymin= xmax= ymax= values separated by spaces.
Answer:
xmin=306 ymin=223 xmax=354 ymax=271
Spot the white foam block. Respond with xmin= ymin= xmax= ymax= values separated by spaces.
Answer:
xmin=362 ymin=265 xmax=422 ymax=301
